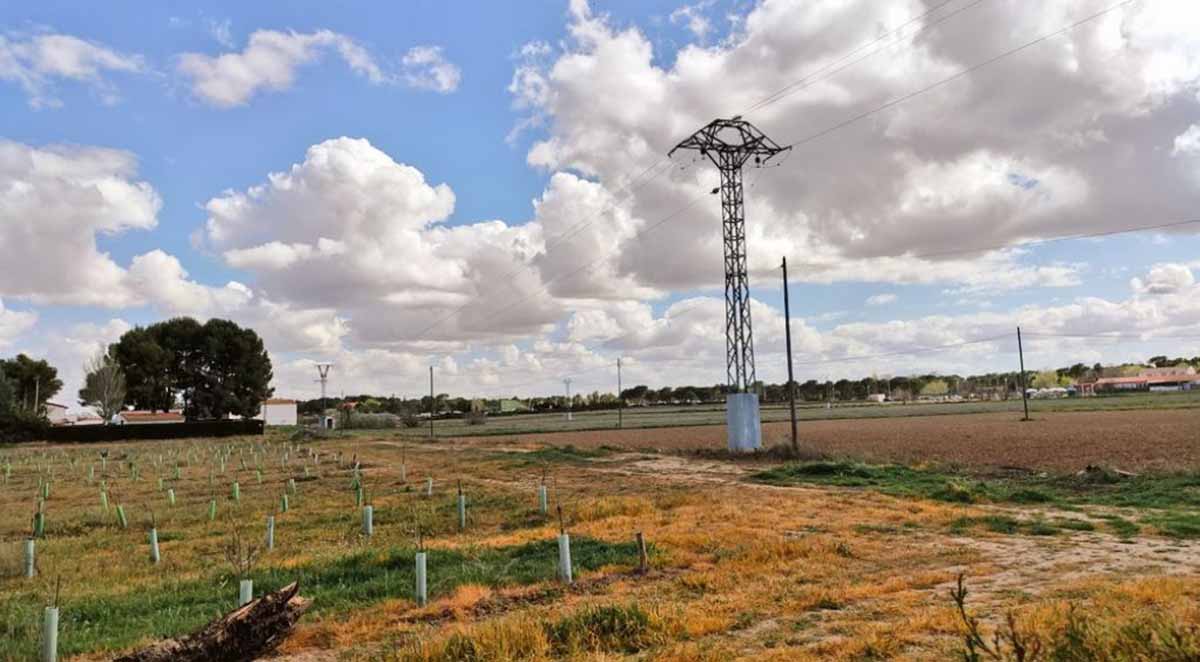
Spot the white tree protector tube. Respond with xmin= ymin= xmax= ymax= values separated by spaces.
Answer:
xmin=425 ymin=477 xmax=433 ymax=497
xmin=558 ymin=534 xmax=573 ymax=584
xmin=167 ymin=488 xmax=175 ymax=506
xmin=149 ymin=528 xmax=160 ymax=564
xmin=415 ymin=552 xmax=428 ymax=606
xmin=362 ymin=505 xmax=374 ymax=537
xmin=42 ymin=606 xmax=58 ymax=662
xmin=458 ymin=494 xmax=466 ymax=531
xmin=239 ymin=579 xmax=253 ymax=606
xmin=538 ymin=485 xmax=548 ymax=515
xmin=266 ymin=516 xmax=275 ymax=550
xmin=24 ymin=539 xmax=35 ymax=578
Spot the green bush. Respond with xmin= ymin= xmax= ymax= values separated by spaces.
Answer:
xmin=0 ymin=409 xmax=50 ymax=443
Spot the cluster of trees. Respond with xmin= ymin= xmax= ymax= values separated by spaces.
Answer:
xmin=294 ymin=355 xmax=1200 ymax=414
xmin=0 ymin=354 xmax=62 ymax=440
xmin=2 ymin=316 xmax=274 ymax=435
xmin=109 ymin=317 xmax=273 ymax=420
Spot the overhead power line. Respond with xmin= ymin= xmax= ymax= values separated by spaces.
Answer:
xmin=1023 ymin=331 xmax=1200 ymax=341
xmin=782 ymin=0 xmax=1138 ymax=149
xmin=904 ymin=218 xmax=1200 ymax=261
xmin=742 ymin=0 xmax=990 ymax=115
xmin=407 ymin=0 xmax=997 ymax=346
xmin=789 ymin=334 xmax=1011 ymax=367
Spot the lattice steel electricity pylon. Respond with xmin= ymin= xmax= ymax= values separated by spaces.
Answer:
xmin=670 ymin=118 xmax=790 ymax=392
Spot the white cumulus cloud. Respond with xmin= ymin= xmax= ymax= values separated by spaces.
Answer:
xmin=0 ymin=31 xmax=144 ymax=107
xmin=177 ymin=29 xmax=388 ymax=107
xmin=401 ymin=46 xmax=461 ymax=93
xmin=1131 ymin=262 xmax=1195 ymax=295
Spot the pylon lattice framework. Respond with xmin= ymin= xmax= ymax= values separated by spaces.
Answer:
xmin=669 ymin=118 xmax=790 ymax=392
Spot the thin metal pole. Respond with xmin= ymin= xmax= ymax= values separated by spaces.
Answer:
xmin=429 ymin=366 xmax=435 ymax=439
xmin=563 ymin=378 xmax=572 ymax=421
xmin=1017 ymin=327 xmax=1030 ymax=421
xmin=782 ymin=258 xmax=798 ymax=453
xmin=616 ymin=358 xmax=623 ymax=429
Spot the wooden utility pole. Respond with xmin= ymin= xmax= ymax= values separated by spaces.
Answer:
xmin=781 ymin=258 xmax=798 ymax=453
xmin=428 ymin=366 xmax=435 ymax=439
xmin=1017 ymin=327 xmax=1030 ymax=421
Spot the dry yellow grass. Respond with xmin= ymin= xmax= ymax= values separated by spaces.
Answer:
xmin=1 ymin=430 xmax=1197 ymax=661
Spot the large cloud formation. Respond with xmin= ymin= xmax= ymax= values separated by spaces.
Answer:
xmin=510 ymin=0 xmax=1200 ymax=289
xmin=0 ymin=140 xmax=252 ymax=312
xmin=7 ymin=1 xmax=1200 ymax=402
xmin=186 ymin=0 xmax=1200 ymax=397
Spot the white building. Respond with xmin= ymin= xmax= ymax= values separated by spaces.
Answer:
xmin=45 ymin=402 xmax=69 ymax=425
xmin=259 ymin=399 xmax=298 ymax=426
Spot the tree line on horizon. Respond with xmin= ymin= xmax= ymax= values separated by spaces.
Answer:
xmin=0 ymin=317 xmax=272 ymax=439
xmin=293 ymin=355 xmax=1200 ymax=416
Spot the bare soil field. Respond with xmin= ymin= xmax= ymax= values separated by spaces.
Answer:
xmin=470 ymin=409 xmax=1200 ymax=472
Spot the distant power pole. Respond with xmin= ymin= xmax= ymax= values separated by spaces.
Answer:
xmin=315 ymin=363 xmax=333 ymax=426
xmin=616 ymin=358 xmax=623 ymax=430
xmin=781 ymin=257 xmax=798 ymax=453
xmin=563 ymin=378 xmax=573 ymax=422
xmin=1017 ymin=327 xmax=1030 ymax=421
xmin=670 ymin=117 xmax=790 ymax=393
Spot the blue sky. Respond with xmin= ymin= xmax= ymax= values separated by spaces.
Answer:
xmin=2 ymin=0 xmax=1199 ymax=404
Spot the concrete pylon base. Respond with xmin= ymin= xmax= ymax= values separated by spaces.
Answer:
xmin=726 ymin=392 xmax=762 ymax=452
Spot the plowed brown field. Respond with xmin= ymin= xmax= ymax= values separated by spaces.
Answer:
xmin=465 ymin=409 xmax=1200 ymax=472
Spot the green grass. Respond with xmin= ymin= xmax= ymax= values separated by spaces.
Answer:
xmin=755 ymin=461 xmax=1200 ymax=539
xmin=0 ymin=536 xmax=641 ymax=660
xmin=1095 ymin=514 xmax=1141 ymax=538
xmin=1143 ymin=512 xmax=1200 ymax=539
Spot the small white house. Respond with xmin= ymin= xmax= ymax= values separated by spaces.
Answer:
xmin=45 ymin=402 xmax=69 ymax=425
xmin=259 ymin=399 xmax=298 ymax=426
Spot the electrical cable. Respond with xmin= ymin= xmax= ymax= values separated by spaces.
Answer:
xmin=742 ymin=0 xmax=991 ymax=115
xmin=781 ymin=0 xmax=1138 ymax=150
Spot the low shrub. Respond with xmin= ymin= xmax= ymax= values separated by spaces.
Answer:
xmin=546 ymin=603 xmax=662 ymax=654
xmin=952 ymin=574 xmax=1200 ymax=660
xmin=341 ymin=413 xmax=399 ymax=430
xmin=464 ymin=410 xmax=488 ymax=426
xmin=0 ymin=410 xmax=50 ymax=443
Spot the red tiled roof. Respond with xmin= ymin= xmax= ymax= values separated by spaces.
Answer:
xmin=1094 ymin=375 xmax=1200 ymax=386
xmin=120 ymin=411 xmax=185 ymax=422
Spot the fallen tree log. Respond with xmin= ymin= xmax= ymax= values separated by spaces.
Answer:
xmin=114 ymin=582 xmax=310 ymax=662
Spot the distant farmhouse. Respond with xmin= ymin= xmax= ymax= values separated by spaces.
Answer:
xmin=44 ymin=402 xmax=69 ymax=425
xmin=1081 ymin=365 xmax=1200 ymax=395
xmin=259 ymin=398 xmax=298 ymax=426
